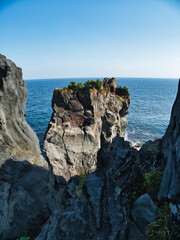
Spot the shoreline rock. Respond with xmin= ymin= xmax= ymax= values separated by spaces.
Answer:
xmin=44 ymin=78 xmax=130 ymax=180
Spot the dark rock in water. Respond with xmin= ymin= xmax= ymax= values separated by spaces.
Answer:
xmin=131 ymin=194 xmax=157 ymax=236
xmin=0 ymin=54 xmax=47 ymax=168
xmin=44 ymin=78 xmax=130 ymax=180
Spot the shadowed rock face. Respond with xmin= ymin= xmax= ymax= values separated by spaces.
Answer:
xmin=44 ymin=78 xmax=130 ymax=180
xmin=0 ymin=54 xmax=47 ymax=168
xmin=158 ymin=80 xmax=180 ymax=202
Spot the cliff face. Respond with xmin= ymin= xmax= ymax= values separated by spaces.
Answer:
xmin=44 ymin=78 xmax=130 ymax=179
xmin=158 ymin=80 xmax=180 ymax=203
xmin=0 ymin=54 xmax=47 ymax=168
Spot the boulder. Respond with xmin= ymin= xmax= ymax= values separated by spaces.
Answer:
xmin=131 ymin=194 xmax=157 ymax=236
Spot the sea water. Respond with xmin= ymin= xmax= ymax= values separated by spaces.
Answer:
xmin=25 ymin=78 xmax=178 ymax=150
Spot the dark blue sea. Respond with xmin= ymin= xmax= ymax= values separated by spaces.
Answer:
xmin=25 ymin=78 xmax=179 ymax=150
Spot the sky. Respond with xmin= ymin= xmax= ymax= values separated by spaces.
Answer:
xmin=0 ymin=0 xmax=180 ymax=79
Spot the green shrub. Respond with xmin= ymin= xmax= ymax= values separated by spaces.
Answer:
xmin=63 ymin=86 xmax=69 ymax=91
xmin=17 ymin=237 xmax=30 ymax=240
xmin=123 ymin=86 xmax=129 ymax=91
xmin=84 ymin=79 xmax=102 ymax=92
xmin=77 ymin=82 xmax=83 ymax=90
xmin=143 ymin=146 xmax=153 ymax=152
xmin=117 ymin=85 xmax=129 ymax=91
xmin=130 ymin=191 xmax=139 ymax=202
xmin=147 ymin=203 xmax=180 ymax=240
xmin=62 ymin=79 xmax=102 ymax=92
xmin=143 ymin=169 xmax=163 ymax=192
xmin=80 ymin=173 xmax=86 ymax=184
xmin=68 ymin=81 xmax=78 ymax=91
xmin=76 ymin=185 xmax=82 ymax=190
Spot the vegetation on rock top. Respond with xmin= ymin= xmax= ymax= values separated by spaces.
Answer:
xmin=117 ymin=85 xmax=129 ymax=91
xmin=61 ymin=79 xmax=102 ymax=93
xmin=56 ymin=78 xmax=129 ymax=94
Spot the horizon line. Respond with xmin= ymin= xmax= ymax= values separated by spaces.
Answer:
xmin=25 ymin=76 xmax=179 ymax=81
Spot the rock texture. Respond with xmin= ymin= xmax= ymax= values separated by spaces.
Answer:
xmin=44 ymin=78 xmax=130 ymax=179
xmin=0 ymin=136 xmax=159 ymax=240
xmin=0 ymin=159 xmax=64 ymax=240
xmin=158 ymin=80 xmax=180 ymax=222
xmin=1 ymin=55 xmax=180 ymax=240
xmin=0 ymin=54 xmax=47 ymax=168
xmin=158 ymin=80 xmax=180 ymax=201
xmin=131 ymin=194 xmax=157 ymax=236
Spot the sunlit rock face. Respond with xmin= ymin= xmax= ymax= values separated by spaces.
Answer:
xmin=0 ymin=54 xmax=47 ymax=168
xmin=44 ymin=78 xmax=130 ymax=179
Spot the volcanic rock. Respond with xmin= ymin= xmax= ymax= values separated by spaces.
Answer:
xmin=44 ymin=78 xmax=130 ymax=179
xmin=0 ymin=54 xmax=47 ymax=168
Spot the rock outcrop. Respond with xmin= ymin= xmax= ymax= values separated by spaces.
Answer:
xmin=0 ymin=55 xmax=180 ymax=240
xmin=0 ymin=54 xmax=47 ymax=168
xmin=44 ymin=78 xmax=130 ymax=179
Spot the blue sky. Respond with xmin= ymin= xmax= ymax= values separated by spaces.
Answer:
xmin=0 ymin=0 xmax=180 ymax=79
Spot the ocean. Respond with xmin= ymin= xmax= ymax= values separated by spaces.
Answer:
xmin=25 ymin=78 xmax=179 ymax=150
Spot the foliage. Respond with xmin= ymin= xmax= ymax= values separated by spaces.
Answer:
xmin=143 ymin=146 xmax=153 ymax=152
xmin=130 ymin=191 xmax=139 ymax=202
xmin=75 ymin=173 xmax=87 ymax=197
xmin=103 ymin=80 xmax=110 ymax=95
xmin=147 ymin=203 xmax=180 ymax=240
xmin=130 ymin=168 xmax=163 ymax=205
xmin=76 ymin=185 xmax=82 ymax=190
xmin=17 ymin=237 xmax=30 ymax=240
xmin=67 ymin=81 xmax=83 ymax=92
xmin=79 ymin=173 xmax=86 ymax=184
xmin=63 ymin=86 xmax=69 ymax=91
xmin=117 ymin=85 xmax=129 ymax=91
xmin=62 ymin=79 xmax=102 ymax=92
xmin=84 ymin=79 xmax=102 ymax=92
xmin=143 ymin=168 xmax=163 ymax=192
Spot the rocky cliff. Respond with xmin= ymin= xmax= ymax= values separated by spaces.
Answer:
xmin=0 ymin=55 xmax=180 ymax=240
xmin=44 ymin=78 xmax=130 ymax=179
xmin=0 ymin=54 xmax=47 ymax=168
xmin=158 ymin=80 xmax=180 ymax=221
